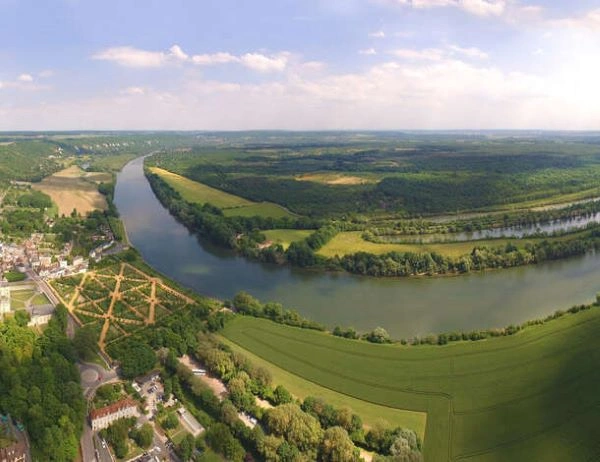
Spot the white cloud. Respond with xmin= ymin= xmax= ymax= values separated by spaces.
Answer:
xmin=549 ymin=8 xmax=600 ymax=31
xmin=240 ymin=53 xmax=289 ymax=72
xmin=18 ymin=73 xmax=34 ymax=82
xmin=121 ymin=86 xmax=145 ymax=95
xmin=302 ymin=61 xmax=327 ymax=71
xmin=92 ymin=46 xmax=167 ymax=68
xmin=2 ymin=55 xmax=578 ymax=130
xmin=392 ymin=48 xmax=444 ymax=60
xmin=369 ymin=30 xmax=386 ymax=38
xmin=359 ymin=48 xmax=377 ymax=55
xmin=459 ymin=0 xmax=505 ymax=17
xmin=390 ymin=44 xmax=488 ymax=61
xmin=447 ymin=44 xmax=489 ymax=59
xmin=191 ymin=52 xmax=238 ymax=65
xmin=38 ymin=70 xmax=54 ymax=78
xmin=375 ymin=0 xmax=519 ymax=18
xmin=93 ymin=45 xmax=290 ymax=72
xmin=168 ymin=45 xmax=189 ymax=62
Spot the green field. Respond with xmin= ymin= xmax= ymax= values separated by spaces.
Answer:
xmin=9 ymin=288 xmax=49 ymax=309
xmin=317 ymin=231 xmax=540 ymax=259
xmin=149 ymin=167 xmax=293 ymax=218
xmin=261 ymin=229 xmax=313 ymax=249
xmin=222 ymin=312 xmax=600 ymax=461
xmin=220 ymin=337 xmax=426 ymax=434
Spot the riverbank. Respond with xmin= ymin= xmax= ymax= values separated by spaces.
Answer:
xmin=115 ymin=155 xmax=600 ymax=338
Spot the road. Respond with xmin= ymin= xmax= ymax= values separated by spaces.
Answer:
xmin=79 ymin=361 xmax=118 ymax=462
xmin=94 ymin=434 xmax=113 ymax=462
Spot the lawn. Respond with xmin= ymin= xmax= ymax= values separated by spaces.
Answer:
xmin=31 ymin=293 xmax=49 ymax=305
xmin=149 ymin=167 xmax=294 ymax=218
xmin=317 ymin=231 xmax=537 ymax=258
xmin=10 ymin=289 xmax=36 ymax=309
xmin=261 ymin=229 xmax=313 ymax=250
xmin=222 ymin=311 xmax=600 ymax=461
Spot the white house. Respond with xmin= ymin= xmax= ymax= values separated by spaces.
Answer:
xmin=89 ymin=399 xmax=138 ymax=431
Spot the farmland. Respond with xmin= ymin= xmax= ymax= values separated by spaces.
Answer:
xmin=32 ymin=165 xmax=109 ymax=216
xmin=317 ymin=231 xmax=535 ymax=259
xmin=222 ymin=310 xmax=600 ymax=461
xmin=149 ymin=167 xmax=293 ymax=218
xmin=220 ymin=336 xmax=427 ymax=434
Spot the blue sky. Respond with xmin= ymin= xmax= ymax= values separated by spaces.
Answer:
xmin=1 ymin=0 xmax=600 ymax=130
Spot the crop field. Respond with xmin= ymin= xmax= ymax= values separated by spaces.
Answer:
xmin=220 ymin=336 xmax=427 ymax=434
xmin=222 ymin=312 xmax=600 ymax=461
xmin=32 ymin=166 xmax=108 ymax=216
xmin=149 ymin=167 xmax=293 ymax=218
xmin=149 ymin=167 xmax=253 ymax=208
xmin=261 ymin=229 xmax=313 ymax=249
xmin=50 ymin=262 xmax=194 ymax=352
xmin=317 ymin=231 xmax=540 ymax=259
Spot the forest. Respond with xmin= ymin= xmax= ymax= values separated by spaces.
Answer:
xmin=0 ymin=305 xmax=85 ymax=461
xmin=147 ymin=134 xmax=600 ymax=217
xmin=146 ymin=166 xmax=600 ymax=277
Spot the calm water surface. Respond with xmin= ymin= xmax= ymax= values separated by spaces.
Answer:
xmin=115 ymin=157 xmax=600 ymax=338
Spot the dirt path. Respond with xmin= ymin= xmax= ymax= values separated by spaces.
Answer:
xmin=179 ymin=355 xmax=227 ymax=399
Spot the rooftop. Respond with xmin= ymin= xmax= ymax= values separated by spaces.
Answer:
xmin=89 ymin=398 xmax=137 ymax=421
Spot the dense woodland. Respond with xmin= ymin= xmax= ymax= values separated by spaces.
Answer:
xmin=0 ymin=141 xmax=62 ymax=183
xmin=0 ymin=306 xmax=85 ymax=461
xmin=148 ymin=135 xmax=600 ymax=217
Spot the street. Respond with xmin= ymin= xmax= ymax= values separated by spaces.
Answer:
xmin=78 ymin=361 xmax=118 ymax=462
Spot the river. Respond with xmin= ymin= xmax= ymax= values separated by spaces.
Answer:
xmin=114 ymin=156 xmax=600 ymax=338
xmin=383 ymin=212 xmax=600 ymax=244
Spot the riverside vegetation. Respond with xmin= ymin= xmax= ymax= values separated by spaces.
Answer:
xmin=145 ymin=131 xmax=600 ymax=277
xmin=94 ymin=250 xmax=600 ymax=462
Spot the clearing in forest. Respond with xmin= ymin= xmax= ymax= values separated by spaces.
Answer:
xmin=261 ymin=229 xmax=313 ymax=249
xmin=50 ymin=262 xmax=194 ymax=352
xmin=295 ymin=172 xmax=377 ymax=185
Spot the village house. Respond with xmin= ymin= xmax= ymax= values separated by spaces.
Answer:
xmin=89 ymin=399 xmax=139 ymax=431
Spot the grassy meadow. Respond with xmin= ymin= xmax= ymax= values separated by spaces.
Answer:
xmin=317 ymin=231 xmax=541 ymax=259
xmin=149 ymin=167 xmax=294 ymax=219
xmin=261 ymin=229 xmax=313 ymax=249
xmin=222 ymin=312 xmax=600 ymax=461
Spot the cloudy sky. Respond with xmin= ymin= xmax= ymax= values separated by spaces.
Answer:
xmin=1 ymin=0 xmax=600 ymax=130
